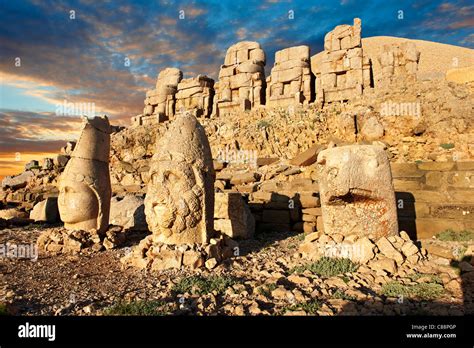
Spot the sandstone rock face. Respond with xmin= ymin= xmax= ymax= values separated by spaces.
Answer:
xmin=58 ymin=116 xmax=112 ymax=234
xmin=317 ymin=145 xmax=398 ymax=239
xmin=110 ymin=195 xmax=147 ymax=231
xmin=213 ymin=41 xmax=266 ymax=116
xmin=214 ymin=192 xmax=255 ymax=239
xmin=175 ymin=75 xmax=214 ymax=118
xmin=60 ymin=141 xmax=76 ymax=155
xmin=315 ymin=18 xmax=372 ymax=104
xmin=137 ymin=67 xmax=183 ymax=124
xmin=144 ymin=112 xmax=215 ymax=244
xmin=30 ymin=197 xmax=59 ymax=223
xmin=1 ymin=171 xmax=34 ymax=190
xmin=378 ymin=42 xmax=420 ymax=85
xmin=266 ymin=45 xmax=312 ymax=107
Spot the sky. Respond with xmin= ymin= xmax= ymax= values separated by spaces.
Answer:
xmin=0 ymin=0 xmax=473 ymax=179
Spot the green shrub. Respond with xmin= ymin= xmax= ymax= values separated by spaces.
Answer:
xmin=291 ymin=257 xmax=359 ymax=277
xmin=436 ymin=229 xmax=474 ymax=242
xmin=439 ymin=143 xmax=455 ymax=150
xmin=381 ymin=281 xmax=444 ymax=300
xmin=0 ymin=303 xmax=9 ymax=316
xmin=257 ymin=120 xmax=271 ymax=129
xmin=172 ymin=275 xmax=238 ymax=295
xmin=104 ymin=300 xmax=167 ymax=316
xmin=332 ymin=289 xmax=356 ymax=301
xmin=283 ymin=299 xmax=322 ymax=314
xmin=258 ymin=283 xmax=277 ymax=298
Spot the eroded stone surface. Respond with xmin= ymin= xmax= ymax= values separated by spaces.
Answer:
xmin=317 ymin=145 xmax=398 ymax=239
xmin=144 ymin=112 xmax=215 ymax=245
xmin=58 ymin=116 xmax=112 ymax=234
xmin=213 ymin=41 xmax=266 ymax=116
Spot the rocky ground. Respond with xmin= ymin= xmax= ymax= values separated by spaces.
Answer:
xmin=1 ymin=223 xmax=472 ymax=316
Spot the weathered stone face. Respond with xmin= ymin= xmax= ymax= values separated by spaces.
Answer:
xmin=144 ymin=112 xmax=215 ymax=244
xmin=317 ymin=145 xmax=398 ymax=239
xmin=58 ymin=116 xmax=111 ymax=234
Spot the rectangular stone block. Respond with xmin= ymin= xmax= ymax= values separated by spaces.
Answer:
xmin=302 ymin=214 xmax=317 ymax=222
xmin=298 ymin=195 xmax=321 ymax=208
xmin=289 ymin=144 xmax=325 ymax=166
xmin=302 ymin=207 xmax=323 ymax=216
xmin=393 ymin=178 xmax=422 ymax=191
xmin=448 ymin=190 xmax=474 ymax=203
xmin=417 ymin=162 xmax=455 ymax=171
xmin=288 ymin=45 xmax=310 ymax=60
xmin=456 ymin=162 xmax=474 ymax=171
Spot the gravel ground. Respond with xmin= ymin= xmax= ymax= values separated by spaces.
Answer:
xmin=0 ymin=224 xmax=472 ymax=316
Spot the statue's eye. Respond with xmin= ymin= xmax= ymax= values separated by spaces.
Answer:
xmin=64 ymin=186 xmax=75 ymax=193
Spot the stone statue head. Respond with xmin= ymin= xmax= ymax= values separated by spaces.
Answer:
xmin=144 ymin=112 xmax=214 ymax=245
xmin=58 ymin=116 xmax=111 ymax=234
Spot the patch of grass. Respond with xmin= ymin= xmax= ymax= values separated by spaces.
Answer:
xmin=436 ymin=229 xmax=474 ymax=242
xmin=332 ymin=289 xmax=356 ymax=301
xmin=258 ymin=283 xmax=278 ymax=298
xmin=408 ymin=273 xmax=442 ymax=284
xmin=172 ymin=275 xmax=238 ymax=295
xmin=282 ymin=299 xmax=322 ymax=314
xmin=290 ymin=257 xmax=359 ymax=277
xmin=104 ymin=300 xmax=167 ymax=316
xmin=257 ymin=120 xmax=271 ymax=130
xmin=0 ymin=303 xmax=9 ymax=315
xmin=381 ymin=281 xmax=444 ymax=300
xmin=439 ymin=143 xmax=455 ymax=150
xmin=295 ymin=233 xmax=305 ymax=242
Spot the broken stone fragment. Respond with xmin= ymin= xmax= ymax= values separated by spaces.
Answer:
xmin=317 ymin=144 xmax=398 ymax=239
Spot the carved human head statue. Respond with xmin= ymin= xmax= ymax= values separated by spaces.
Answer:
xmin=58 ymin=116 xmax=112 ymax=234
xmin=144 ymin=112 xmax=215 ymax=245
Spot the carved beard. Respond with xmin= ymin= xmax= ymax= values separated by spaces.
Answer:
xmin=157 ymin=185 xmax=203 ymax=236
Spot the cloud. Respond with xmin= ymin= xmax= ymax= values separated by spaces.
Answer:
xmin=1 ymin=0 xmax=473 ymax=178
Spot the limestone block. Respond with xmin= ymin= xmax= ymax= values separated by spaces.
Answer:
xmin=30 ymin=197 xmax=59 ymax=223
xmin=214 ymin=192 xmax=255 ymax=239
xmin=249 ymin=48 xmax=266 ymax=64
xmin=110 ymin=195 xmax=147 ymax=231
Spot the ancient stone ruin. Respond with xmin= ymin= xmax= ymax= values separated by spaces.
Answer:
xmin=134 ymin=67 xmax=183 ymax=125
xmin=266 ymin=45 xmax=313 ymax=107
xmin=58 ymin=116 xmax=112 ymax=234
xmin=175 ymin=75 xmax=214 ymax=118
xmin=213 ymin=41 xmax=266 ymax=116
xmin=316 ymin=144 xmax=398 ymax=239
xmin=378 ymin=42 xmax=420 ymax=85
xmin=315 ymin=18 xmax=372 ymax=104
